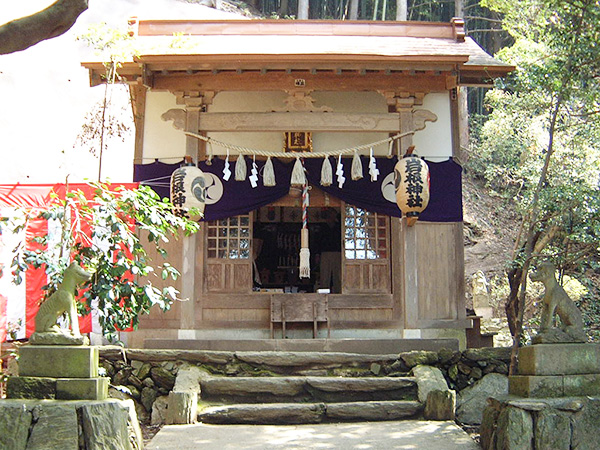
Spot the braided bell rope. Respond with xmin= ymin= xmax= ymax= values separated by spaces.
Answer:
xmin=183 ymin=131 xmax=415 ymax=159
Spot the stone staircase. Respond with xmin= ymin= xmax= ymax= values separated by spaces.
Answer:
xmin=194 ymin=351 xmax=424 ymax=425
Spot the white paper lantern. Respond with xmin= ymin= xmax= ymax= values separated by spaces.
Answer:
xmin=170 ymin=163 xmax=206 ymax=221
xmin=394 ymin=155 xmax=430 ymax=226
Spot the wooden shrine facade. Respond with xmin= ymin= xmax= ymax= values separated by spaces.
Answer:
xmin=83 ymin=18 xmax=512 ymax=347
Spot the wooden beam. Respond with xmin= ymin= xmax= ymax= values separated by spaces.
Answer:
xmin=197 ymin=112 xmax=401 ymax=132
xmin=153 ymin=70 xmax=451 ymax=93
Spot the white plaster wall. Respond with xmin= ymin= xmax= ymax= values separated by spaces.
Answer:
xmin=142 ymin=91 xmax=187 ymax=162
xmin=209 ymin=91 xmax=289 ymax=112
xmin=412 ymin=92 xmax=453 ymax=162
xmin=207 ymin=91 xmax=392 ymax=156
xmin=142 ymin=90 xmax=452 ymax=161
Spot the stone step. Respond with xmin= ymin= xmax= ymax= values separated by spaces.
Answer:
xmin=200 ymin=376 xmax=418 ymax=403
xmin=199 ymin=400 xmax=423 ymax=425
xmin=144 ymin=338 xmax=459 ymax=354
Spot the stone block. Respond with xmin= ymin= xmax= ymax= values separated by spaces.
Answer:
xmin=479 ymin=397 xmax=600 ymax=450
xmin=534 ymin=408 xmax=570 ymax=450
xmin=79 ymin=401 xmax=134 ymax=450
xmin=6 ymin=376 xmax=57 ymax=399
xmin=151 ymin=395 xmax=169 ymax=426
xmin=495 ymin=405 xmax=533 ymax=450
xmin=518 ymin=344 xmax=600 ymax=376
xmin=572 ymin=397 xmax=600 ymax=450
xmin=412 ymin=365 xmax=449 ymax=402
xmin=510 ymin=374 xmax=600 ymax=398
xmin=27 ymin=403 xmax=79 ymax=450
xmin=18 ymin=345 xmax=99 ymax=378
xmin=456 ymin=373 xmax=508 ymax=425
xmin=563 ymin=374 xmax=600 ymax=396
xmin=424 ymin=389 xmax=456 ymax=421
xmin=200 ymin=403 xmax=326 ymax=425
xmin=480 ymin=399 xmax=502 ymax=450
xmin=0 ymin=399 xmax=142 ymax=450
xmin=166 ymin=391 xmax=198 ymax=424
xmin=56 ymin=377 xmax=109 ymax=400
xmin=326 ymin=400 xmax=421 ymax=421
xmin=510 ymin=375 xmax=563 ymax=398
xmin=0 ymin=403 xmax=32 ymax=450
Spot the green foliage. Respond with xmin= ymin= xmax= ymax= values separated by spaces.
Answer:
xmin=11 ymin=183 xmax=199 ymax=342
xmin=77 ymin=23 xmax=137 ymax=77
xmin=468 ymin=0 xmax=600 ymax=273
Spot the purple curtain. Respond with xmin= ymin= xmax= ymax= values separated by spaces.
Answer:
xmin=134 ymin=156 xmax=462 ymax=222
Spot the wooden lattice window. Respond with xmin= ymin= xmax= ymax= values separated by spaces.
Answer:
xmin=344 ymin=205 xmax=388 ymax=260
xmin=207 ymin=215 xmax=251 ymax=259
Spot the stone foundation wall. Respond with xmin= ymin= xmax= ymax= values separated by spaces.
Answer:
xmin=99 ymin=346 xmax=511 ymax=424
xmin=0 ymin=398 xmax=143 ymax=450
xmin=481 ymin=396 xmax=600 ymax=450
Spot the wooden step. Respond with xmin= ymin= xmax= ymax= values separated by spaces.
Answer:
xmin=200 ymin=376 xmax=418 ymax=403
xmin=199 ymin=401 xmax=423 ymax=425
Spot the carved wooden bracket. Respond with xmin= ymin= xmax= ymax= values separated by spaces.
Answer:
xmin=162 ymin=108 xmax=186 ymax=130
xmin=413 ymin=109 xmax=437 ymax=131
xmin=381 ymin=91 xmax=425 ymax=108
xmin=174 ymin=91 xmax=215 ymax=107
xmin=276 ymin=90 xmax=333 ymax=112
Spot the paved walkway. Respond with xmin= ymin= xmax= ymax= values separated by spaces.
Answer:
xmin=146 ymin=420 xmax=479 ymax=449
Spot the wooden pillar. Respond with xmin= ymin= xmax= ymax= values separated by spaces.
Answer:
xmin=177 ymin=92 xmax=207 ymax=333
xmin=175 ymin=91 xmax=215 ymax=332
xmin=400 ymin=218 xmax=419 ymax=329
xmin=386 ymin=92 xmax=423 ymax=331
xmin=130 ymin=83 xmax=147 ymax=165
xmin=396 ymin=94 xmax=415 ymax=156
xmin=450 ymin=87 xmax=467 ymax=161
xmin=390 ymin=217 xmax=404 ymax=326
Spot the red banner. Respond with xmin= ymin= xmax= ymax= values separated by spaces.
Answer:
xmin=0 ymin=183 xmax=137 ymax=339
xmin=0 ymin=294 xmax=6 ymax=343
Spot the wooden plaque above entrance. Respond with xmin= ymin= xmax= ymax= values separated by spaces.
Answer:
xmin=284 ymin=132 xmax=312 ymax=152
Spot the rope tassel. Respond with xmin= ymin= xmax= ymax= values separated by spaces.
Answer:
xmin=320 ymin=157 xmax=333 ymax=186
xmin=299 ymin=246 xmax=310 ymax=279
xmin=351 ymin=150 xmax=363 ymax=180
xmin=290 ymin=157 xmax=306 ymax=186
xmin=235 ymin=154 xmax=247 ymax=181
xmin=263 ymin=157 xmax=276 ymax=187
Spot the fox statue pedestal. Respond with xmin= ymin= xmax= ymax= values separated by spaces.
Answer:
xmin=509 ymin=344 xmax=600 ymax=398
xmin=479 ymin=262 xmax=600 ymax=450
xmin=480 ymin=343 xmax=600 ymax=450
xmin=1 ymin=344 xmax=143 ymax=450
xmin=0 ymin=265 xmax=142 ymax=450
xmin=7 ymin=345 xmax=108 ymax=401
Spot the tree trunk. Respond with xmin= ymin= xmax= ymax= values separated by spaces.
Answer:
xmin=279 ymin=0 xmax=289 ymax=16
xmin=505 ymin=97 xmax=562 ymax=374
xmin=396 ymin=0 xmax=407 ymax=21
xmin=372 ymin=0 xmax=379 ymax=20
xmin=298 ymin=0 xmax=309 ymax=19
xmin=455 ymin=0 xmax=464 ymax=18
xmin=0 ymin=0 xmax=88 ymax=55
xmin=349 ymin=0 xmax=359 ymax=19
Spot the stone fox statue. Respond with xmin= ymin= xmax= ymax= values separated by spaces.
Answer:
xmin=530 ymin=262 xmax=586 ymax=343
xmin=35 ymin=262 xmax=93 ymax=337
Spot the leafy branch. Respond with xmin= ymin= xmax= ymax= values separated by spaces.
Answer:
xmin=11 ymin=183 xmax=199 ymax=342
